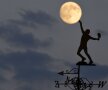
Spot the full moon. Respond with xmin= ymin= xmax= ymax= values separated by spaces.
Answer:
xmin=60 ymin=2 xmax=82 ymax=24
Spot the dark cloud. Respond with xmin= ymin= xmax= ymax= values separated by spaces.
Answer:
xmin=9 ymin=19 xmax=36 ymax=28
xmin=0 ymin=50 xmax=57 ymax=90
xmin=0 ymin=23 xmax=53 ymax=48
xmin=0 ymin=51 xmax=56 ymax=81
xmin=0 ymin=9 xmax=56 ymax=90
xmin=9 ymin=10 xmax=58 ymax=28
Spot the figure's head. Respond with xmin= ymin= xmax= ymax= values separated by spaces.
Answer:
xmin=85 ymin=29 xmax=90 ymax=34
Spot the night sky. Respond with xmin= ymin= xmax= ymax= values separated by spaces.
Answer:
xmin=0 ymin=0 xmax=108 ymax=90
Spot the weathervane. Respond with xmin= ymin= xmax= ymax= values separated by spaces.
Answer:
xmin=55 ymin=1 xmax=107 ymax=90
xmin=55 ymin=64 xmax=107 ymax=90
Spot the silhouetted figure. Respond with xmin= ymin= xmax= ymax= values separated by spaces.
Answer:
xmin=77 ymin=20 xmax=101 ymax=64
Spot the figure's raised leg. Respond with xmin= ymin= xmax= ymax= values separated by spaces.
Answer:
xmin=77 ymin=47 xmax=86 ymax=62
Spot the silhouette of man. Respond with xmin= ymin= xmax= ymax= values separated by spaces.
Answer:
xmin=77 ymin=20 xmax=101 ymax=64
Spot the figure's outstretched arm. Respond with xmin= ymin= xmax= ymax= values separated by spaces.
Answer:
xmin=90 ymin=36 xmax=99 ymax=40
xmin=90 ymin=33 xmax=101 ymax=40
xmin=79 ymin=20 xmax=85 ymax=33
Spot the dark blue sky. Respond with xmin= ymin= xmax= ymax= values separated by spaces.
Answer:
xmin=0 ymin=0 xmax=108 ymax=90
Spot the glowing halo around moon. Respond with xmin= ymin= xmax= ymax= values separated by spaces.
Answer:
xmin=60 ymin=2 xmax=82 ymax=24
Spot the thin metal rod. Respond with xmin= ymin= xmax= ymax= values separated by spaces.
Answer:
xmin=77 ymin=65 xmax=80 ymax=90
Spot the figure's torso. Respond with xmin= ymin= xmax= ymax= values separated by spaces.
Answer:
xmin=80 ymin=32 xmax=90 ymax=48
